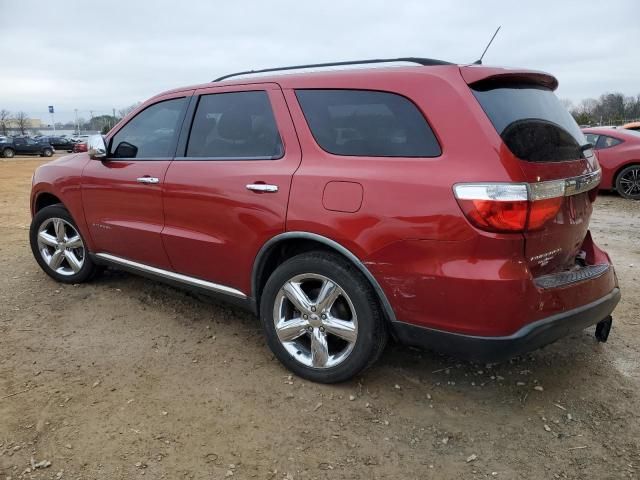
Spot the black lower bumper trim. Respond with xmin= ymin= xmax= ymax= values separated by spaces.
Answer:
xmin=391 ymin=288 xmax=621 ymax=362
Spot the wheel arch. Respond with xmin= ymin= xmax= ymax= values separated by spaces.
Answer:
xmin=33 ymin=191 xmax=64 ymax=215
xmin=252 ymin=232 xmax=397 ymax=323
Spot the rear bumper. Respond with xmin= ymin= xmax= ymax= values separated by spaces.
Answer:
xmin=391 ymin=287 xmax=620 ymax=362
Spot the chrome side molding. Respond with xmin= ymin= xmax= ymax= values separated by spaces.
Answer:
xmin=95 ymin=253 xmax=247 ymax=299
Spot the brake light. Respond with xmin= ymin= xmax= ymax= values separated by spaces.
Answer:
xmin=454 ymin=181 xmax=564 ymax=233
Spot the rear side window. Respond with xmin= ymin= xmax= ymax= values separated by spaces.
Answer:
xmin=110 ymin=97 xmax=186 ymax=159
xmin=595 ymin=135 xmax=622 ymax=149
xmin=295 ymin=89 xmax=441 ymax=157
xmin=186 ymin=91 xmax=283 ymax=159
xmin=472 ymin=83 xmax=587 ymax=162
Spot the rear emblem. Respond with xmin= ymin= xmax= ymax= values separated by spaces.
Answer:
xmin=530 ymin=248 xmax=562 ymax=267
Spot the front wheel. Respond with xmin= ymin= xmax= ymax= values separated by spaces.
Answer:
xmin=41 ymin=148 xmax=53 ymax=157
xmin=2 ymin=148 xmax=15 ymax=158
xmin=29 ymin=204 xmax=99 ymax=283
xmin=260 ymin=251 xmax=387 ymax=383
xmin=615 ymin=165 xmax=640 ymax=200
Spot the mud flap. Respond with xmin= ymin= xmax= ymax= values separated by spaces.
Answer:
xmin=595 ymin=316 xmax=613 ymax=342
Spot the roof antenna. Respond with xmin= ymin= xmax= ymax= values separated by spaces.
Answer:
xmin=473 ymin=26 xmax=501 ymax=65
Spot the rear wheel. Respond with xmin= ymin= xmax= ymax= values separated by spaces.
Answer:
xmin=260 ymin=251 xmax=387 ymax=383
xmin=41 ymin=148 xmax=53 ymax=157
xmin=615 ymin=165 xmax=640 ymax=200
xmin=2 ymin=147 xmax=14 ymax=158
xmin=29 ymin=204 xmax=99 ymax=283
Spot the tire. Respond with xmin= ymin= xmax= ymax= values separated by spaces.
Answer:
xmin=29 ymin=204 xmax=99 ymax=284
xmin=615 ymin=165 xmax=640 ymax=200
xmin=42 ymin=148 xmax=53 ymax=157
xmin=2 ymin=147 xmax=14 ymax=158
xmin=260 ymin=251 xmax=387 ymax=383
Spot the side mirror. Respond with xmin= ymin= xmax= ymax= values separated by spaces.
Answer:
xmin=88 ymin=135 xmax=107 ymax=160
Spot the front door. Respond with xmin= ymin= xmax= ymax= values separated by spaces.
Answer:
xmin=81 ymin=93 xmax=192 ymax=268
xmin=161 ymin=83 xmax=302 ymax=295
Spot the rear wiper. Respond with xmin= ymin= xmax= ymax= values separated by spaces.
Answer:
xmin=580 ymin=142 xmax=594 ymax=152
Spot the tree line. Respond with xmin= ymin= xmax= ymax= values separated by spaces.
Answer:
xmin=565 ymin=92 xmax=640 ymax=126
xmin=0 ymin=104 xmax=140 ymax=136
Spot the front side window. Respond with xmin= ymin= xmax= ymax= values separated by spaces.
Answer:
xmin=295 ymin=89 xmax=441 ymax=157
xmin=186 ymin=91 xmax=283 ymax=159
xmin=110 ymin=98 xmax=186 ymax=159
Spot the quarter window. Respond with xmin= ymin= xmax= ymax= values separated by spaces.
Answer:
xmin=295 ymin=89 xmax=441 ymax=157
xmin=110 ymin=98 xmax=186 ymax=159
xmin=186 ymin=91 xmax=283 ymax=159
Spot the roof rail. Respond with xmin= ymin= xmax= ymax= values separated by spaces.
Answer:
xmin=212 ymin=57 xmax=453 ymax=82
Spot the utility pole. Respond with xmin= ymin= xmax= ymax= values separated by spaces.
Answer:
xmin=74 ymin=109 xmax=79 ymax=135
xmin=48 ymin=106 xmax=55 ymax=133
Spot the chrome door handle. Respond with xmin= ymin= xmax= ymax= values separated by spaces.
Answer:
xmin=246 ymin=183 xmax=278 ymax=193
xmin=137 ymin=177 xmax=160 ymax=184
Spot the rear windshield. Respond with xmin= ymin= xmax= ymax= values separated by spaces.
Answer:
xmin=296 ymin=89 xmax=441 ymax=157
xmin=472 ymin=83 xmax=587 ymax=162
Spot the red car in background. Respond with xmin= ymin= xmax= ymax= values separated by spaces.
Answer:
xmin=72 ymin=141 xmax=88 ymax=153
xmin=583 ymin=127 xmax=640 ymax=199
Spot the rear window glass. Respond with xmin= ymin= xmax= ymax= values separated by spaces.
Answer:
xmin=295 ymin=89 xmax=441 ymax=157
xmin=472 ymin=83 xmax=587 ymax=162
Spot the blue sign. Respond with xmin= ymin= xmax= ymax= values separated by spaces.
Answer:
xmin=48 ymin=105 xmax=54 ymax=114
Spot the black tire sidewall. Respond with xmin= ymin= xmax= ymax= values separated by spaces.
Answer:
xmin=616 ymin=165 xmax=640 ymax=200
xmin=260 ymin=252 xmax=385 ymax=383
xmin=29 ymin=204 xmax=96 ymax=284
xmin=43 ymin=149 xmax=53 ymax=157
xmin=3 ymin=148 xmax=14 ymax=158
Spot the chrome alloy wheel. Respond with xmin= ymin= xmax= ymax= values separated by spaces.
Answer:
xmin=273 ymin=273 xmax=358 ymax=369
xmin=36 ymin=218 xmax=85 ymax=276
xmin=619 ymin=167 xmax=640 ymax=197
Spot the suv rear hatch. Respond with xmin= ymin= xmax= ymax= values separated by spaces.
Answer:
xmin=461 ymin=66 xmax=601 ymax=277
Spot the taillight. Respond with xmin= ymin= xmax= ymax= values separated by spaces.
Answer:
xmin=454 ymin=181 xmax=564 ymax=233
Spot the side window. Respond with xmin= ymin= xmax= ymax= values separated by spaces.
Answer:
xmin=584 ymin=133 xmax=599 ymax=147
xmin=186 ymin=91 xmax=283 ymax=159
xmin=595 ymin=135 xmax=622 ymax=150
xmin=295 ymin=89 xmax=441 ymax=157
xmin=110 ymin=97 xmax=186 ymax=159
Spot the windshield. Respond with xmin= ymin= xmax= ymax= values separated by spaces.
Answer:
xmin=472 ymin=83 xmax=587 ymax=162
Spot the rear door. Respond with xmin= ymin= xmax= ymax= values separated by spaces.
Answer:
xmin=82 ymin=92 xmax=191 ymax=268
xmin=469 ymin=77 xmax=599 ymax=276
xmin=161 ymin=83 xmax=301 ymax=295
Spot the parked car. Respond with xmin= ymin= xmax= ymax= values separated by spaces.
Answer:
xmin=622 ymin=121 xmax=640 ymax=131
xmin=38 ymin=136 xmax=74 ymax=151
xmin=28 ymin=58 xmax=620 ymax=383
xmin=72 ymin=141 xmax=88 ymax=153
xmin=582 ymin=127 xmax=640 ymax=199
xmin=1 ymin=137 xmax=54 ymax=158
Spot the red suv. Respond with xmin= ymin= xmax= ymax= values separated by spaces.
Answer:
xmin=29 ymin=58 xmax=620 ymax=383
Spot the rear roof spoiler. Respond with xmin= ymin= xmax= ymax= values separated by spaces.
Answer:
xmin=460 ymin=66 xmax=559 ymax=91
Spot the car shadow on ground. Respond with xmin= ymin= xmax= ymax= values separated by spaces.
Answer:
xmin=91 ymin=266 xmax=617 ymax=403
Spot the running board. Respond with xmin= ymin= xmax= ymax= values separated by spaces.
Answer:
xmin=94 ymin=253 xmax=247 ymax=299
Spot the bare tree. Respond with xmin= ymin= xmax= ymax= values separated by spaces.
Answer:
xmin=117 ymin=103 xmax=140 ymax=120
xmin=0 ymin=109 xmax=10 ymax=136
xmin=13 ymin=111 xmax=30 ymax=135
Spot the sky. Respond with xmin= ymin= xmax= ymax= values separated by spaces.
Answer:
xmin=0 ymin=0 xmax=638 ymax=123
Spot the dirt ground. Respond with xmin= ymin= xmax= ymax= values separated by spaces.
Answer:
xmin=1 ymin=155 xmax=638 ymax=480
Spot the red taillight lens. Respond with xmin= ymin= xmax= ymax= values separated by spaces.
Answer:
xmin=458 ymin=199 xmax=529 ymax=232
xmin=527 ymin=197 xmax=563 ymax=230
xmin=454 ymin=182 xmax=563 ymax=233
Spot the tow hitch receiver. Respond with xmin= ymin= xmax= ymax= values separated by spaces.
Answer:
xmin=595 ymin=316 xmax=613 ymax=342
